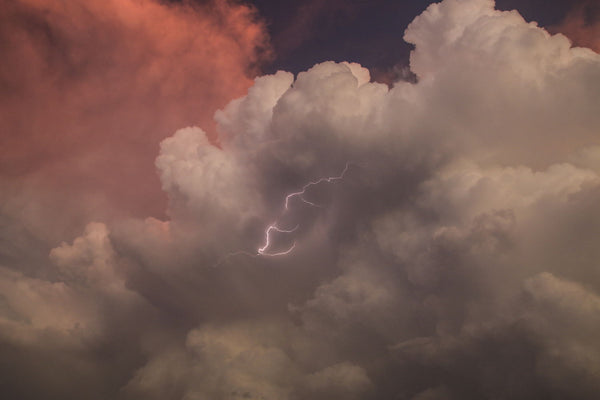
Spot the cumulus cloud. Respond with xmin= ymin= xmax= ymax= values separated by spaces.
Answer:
xmin=2 ymin=0 xmax=600 ymax=398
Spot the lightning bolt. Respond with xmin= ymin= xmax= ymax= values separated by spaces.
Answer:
xmin=258 ymin=162 xmax=349 ymax=256
xmin=257 ymin=224 xmax=298 ymax=256
xmin=284 ymin=163 xmax=349 ymax=209
xmin=214 ymin=163 xmax=349 ymax=265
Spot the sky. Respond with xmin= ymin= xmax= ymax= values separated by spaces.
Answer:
xmin=0 ymin=0 xmax=599 ymax=399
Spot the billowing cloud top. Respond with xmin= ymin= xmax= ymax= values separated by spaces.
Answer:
xmin=1 ymin=0 xmax=600 ymax=399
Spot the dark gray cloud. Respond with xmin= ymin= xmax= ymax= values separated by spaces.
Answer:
xmin=2 ymin=0 xmax=600 ymax=399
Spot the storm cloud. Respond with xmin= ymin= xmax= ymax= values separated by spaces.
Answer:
xmin=2 ymin=0 xmax=600 ymax=399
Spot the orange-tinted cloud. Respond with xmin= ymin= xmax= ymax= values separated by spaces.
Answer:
xmin=551 ymin=1 xmax=600 ymax=52
xmin=0 ymin=0 xmax=271 ymax=226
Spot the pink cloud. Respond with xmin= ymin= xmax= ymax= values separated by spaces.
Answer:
xmin=0 ymin=0 xmax=271 ymax=225
xmin=551 ymin=1 xmax=600 ymax=53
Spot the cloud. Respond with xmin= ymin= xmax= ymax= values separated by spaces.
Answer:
xmin=1 ymin=0 xmax=600 ymax=399
xmin=270 ymin=0 xmax=359 ymax=59
xmin=551 ymin=0 xmax=600 ymax=52
xmin=0 ymin=0 xmax=270 ymax=229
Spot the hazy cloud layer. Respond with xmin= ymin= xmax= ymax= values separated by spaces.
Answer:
xmin=2 ymin=0 xmax=600 ymax=399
